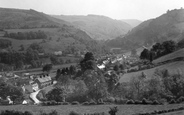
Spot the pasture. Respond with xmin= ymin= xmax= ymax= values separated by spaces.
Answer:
xmin=119 ymin=61 xmax=184 ymax=83
xmin=153 ymin=48 xmax=184 ymax=64
xmin=0 ymin=104 xmax=184 ymax=115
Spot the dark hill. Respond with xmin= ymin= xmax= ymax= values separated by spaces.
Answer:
xmin=0 ymin=7 xmax=69 ymax=29
xmin=108 ymin=8 xmax=184 ymax=50
xmin=52 ymin=14 xmax=132 ymax=40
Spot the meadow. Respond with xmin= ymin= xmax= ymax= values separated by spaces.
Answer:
xmin=0 ymin=104 xmax=184 ymax=115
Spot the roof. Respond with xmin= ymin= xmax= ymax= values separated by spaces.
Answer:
xmin=36 ymin=75 xmax=52 ymax=83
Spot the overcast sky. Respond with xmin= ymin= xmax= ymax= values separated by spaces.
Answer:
xmin=0 ymin=0 xmax=184 ymax=21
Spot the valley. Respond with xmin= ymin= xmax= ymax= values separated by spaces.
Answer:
xmin=0 ymin=6 xmax=184 ymax=115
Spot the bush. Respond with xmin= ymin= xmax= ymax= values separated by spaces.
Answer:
xmin=39 ymin=110 xmax=58 ymax=115
xmin=142 ymin=98 xmax=149 ymax=105
xmin=103 ymin=97 xmax=115 ymax=104
xmin=89 ymin=100 xmax=96 ymax=105
xmin=152 ymin=100 xmax=160 ymax=105
xmin=126 ymin=99 xmax=134 ymax=104
xmin=57 ymin=102 xmax=63 ymax=105
xmin=51 ymin=100 xmax=57 ymax=105
xmin=71 ymin=101 xmax=80 ymax=105
xmin=169 ymin=99 xmax=176 ymax=104
xmin=134 ymin=100 xmax=142 ymax=105
xmin=82 ymin=101 xmax=89 ymax=105
xmin=69 ymin=111 xmax=81 ymax=115
xmin=114 ymin=98 xmax=127 ymax=104
xmin=62 ymin=102 xmax=70 ymax=105
xmin=177 ymin=96 xmax=184 ymax=103
xmin=0 ymin=110 xmax=33 ymax=115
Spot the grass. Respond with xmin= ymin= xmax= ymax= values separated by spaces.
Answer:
xmin=0 ymin=104 xmax=184 ymax=115
xmin=153 ymin=48 xmax=184 ymax=64
xmin=119 ymin=61 xmax=184 ymax=83
xmin=120 ymin=48 xmax=184 ymax=83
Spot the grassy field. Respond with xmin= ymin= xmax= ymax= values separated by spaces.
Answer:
xmin=0 ymin=104 xmax=184 ymax=115
xmin=120 ymin=48 xmax=184 ymax=83
xmin=153 ymin=48 xmax=184 ymax=64
xmin=119 ymin=61 xmax=184 ymax=83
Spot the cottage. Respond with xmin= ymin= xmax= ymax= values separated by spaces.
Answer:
xmin=33 ymin=74 xmax=52 ymax=89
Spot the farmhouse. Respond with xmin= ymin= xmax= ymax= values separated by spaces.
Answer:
xmin=32 ymin=74 xmax=52 ymax=89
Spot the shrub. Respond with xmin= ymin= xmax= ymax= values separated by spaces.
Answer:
xmin=109 ymin=106 xmax=118 ymax=115
xmin=57 ymin=102 xmax=63 ymax=105
xmin=177 ymin=96 xmax=184 ymax=103
xmin=103 ymin=97 xmax=115 ymax=104
xmin=89 ymin=100 xmax=96 ymax=105
xmin=134 ymin=100 xmax=142 ymax=105
xmin=142 ymin=98 xmax=149 ymax=105
xmin=126 ymin=99 xmax=134 ymax=104
xmin=51 ymin=100 xmax=57 ymax=105
xmin=39 ymin=110 xmax=58 ymax=115
xmin=82 ymin=101 xmax=89 ymax=105
xmin=169 ymin=99 xmax=176 ymax=104
xmin=69 ymin=111 xmax=81 ymax=115
xmin=0 ymin=110 xmax=33 ymax=115
xmin=62 ymin=102 xmax=70 ymax=105
xmin=71 ymin=101 xmax=80 ymax=105
xmin=152 ymin=100 xmax=160 ymax=105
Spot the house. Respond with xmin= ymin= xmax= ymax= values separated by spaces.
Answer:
xmin=32 ymin=74 xmax=52 ymax=89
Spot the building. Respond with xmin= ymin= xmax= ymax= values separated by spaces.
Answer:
xmin=32 ymin=74 xmax=52 ymax=89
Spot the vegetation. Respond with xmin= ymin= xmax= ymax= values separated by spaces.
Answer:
xmin=4 ymin=30 xmax=47 ymax=40
xmin=0 ymin=39 xmax=12 ymax=49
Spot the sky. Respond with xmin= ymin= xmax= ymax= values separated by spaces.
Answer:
xmin=0 ymin=0 xmax=184 ymax=21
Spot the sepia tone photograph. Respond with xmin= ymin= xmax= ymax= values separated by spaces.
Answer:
xmin=0 ymin=0 xmax=184 ymax=114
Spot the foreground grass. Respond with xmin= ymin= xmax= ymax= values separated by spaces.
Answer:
xmin=0 ymin=104 xmax=184 ymax=115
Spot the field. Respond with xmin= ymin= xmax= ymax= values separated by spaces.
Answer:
xmin=0 ymin=104 xmax=184 ymax=115
xmin=153 ymin=48 xmax=184 ymax=64
xmin=14 ymin=63 xmax=77 ymax=78
xmin=119 ymin=61 xmax=184 ymax=82
xmin=119 ymin=48 xmax=184 ymax=83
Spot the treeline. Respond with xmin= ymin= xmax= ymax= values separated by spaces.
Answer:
xmin=140 ymin=40 xmax=177 ymax=61
xmin=4 ymin=30 xmax=47 ymax=40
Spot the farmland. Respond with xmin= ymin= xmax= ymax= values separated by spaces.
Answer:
xmin=0 ymin=104 xmax=184 ymax=115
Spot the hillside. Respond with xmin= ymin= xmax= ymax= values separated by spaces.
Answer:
xmin=153 ymin=48 xmax=184 ymax=63
xmin=0 ymin=8 xmax=108 ymax=54
xmin=0 ymin=7 xmax=69 ymax=29
xmin=108 ymin=8 xmax=184 ymax=50
xmin=121 ymin=19 xmax=142 ymax=28
xmin=52 ymin=14 xmax=132 ymax=40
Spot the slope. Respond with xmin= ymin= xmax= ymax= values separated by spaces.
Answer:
xmin=0 ymin=7 xmax=69 ymax=29
xmin=52 ymin=14 xmax=132 ymax=40
xmin=108 ymin=8 xmax=184 ymax=50
xmin=121 ymin=19 xmax=142 ymax=28
xmin=0 ymin=8 xmax=108 ymax=54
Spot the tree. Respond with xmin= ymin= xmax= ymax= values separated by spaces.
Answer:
xmin=113 ymin=65 xmax=119 ymax=72
xmin=82 ymin=70 xmax=108 ymax=101
xmin=140 ymin=48 xmax=150 ymax=60
xmin=129 ymin=72 xmax=147 ymax=99
xmin=80 ymin=52 xmax=96 ymax=71
xmin=42 ymin=64 xmax=52 ymax=72
xmin=162 ymin=40 xmax=176 ymax=54
xmin=46 ymin=87 xmax=66 ymax=102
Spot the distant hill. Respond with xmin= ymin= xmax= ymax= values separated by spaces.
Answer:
xmin=0 ymin=7 xmax=70 ymax=29
xmin=121 ymin=19 xmax=142 ymax=28
xmin=52 ymin=14 xmax=132 ymax=40
xmin=108 ymin=8 xmax=184 ymax=50
xmin=0 ymin=8 xmax=108 ymax=54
